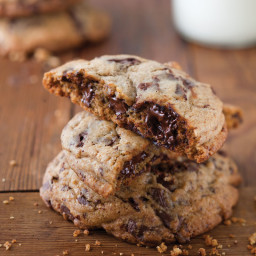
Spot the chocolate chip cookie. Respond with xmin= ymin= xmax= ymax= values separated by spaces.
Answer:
xmin=0 ymin=3 xmax=111 ymax=55
xmin=61 ymin=111 xmax=175 ymax=197
xmin=40 ymin=151 xmax=241 ymax=246
xmin=0 ymin=0 xmax=81 ymax=18
xmin=43 ymin=55 xmax=227 ymax=163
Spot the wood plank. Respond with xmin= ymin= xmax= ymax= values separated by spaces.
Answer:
xmin=0 ymin=188 xmax=255 ymax=255
xmin=0 ymin=59 xmax=71 ymax=191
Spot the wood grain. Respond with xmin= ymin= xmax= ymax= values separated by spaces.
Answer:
xmin=0 ymin=188 xmax=255 ymax=256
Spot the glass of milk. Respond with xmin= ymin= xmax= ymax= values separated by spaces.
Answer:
xmin=171 ymin=0 xmax=256 ymax=48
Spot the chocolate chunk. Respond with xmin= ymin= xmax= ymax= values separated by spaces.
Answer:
xmin=138 ymin=82 xmax=152 ymax=90
xmin=60 ymin=205 xmax=74 ymax=221
xmin=149 ymin=188 xmax=168 ymax=208
xmin=128 ymin=198 xmax=140 ymax=212
xmin=108 ymin=96 xmax=128 ymax=116
xmin=155 ymin=209 xmax=173 ymax=229
xmin=120 ymin=152 xmax=148 ymax=178
xmin=108 ymin=58 xmax=141 ymax=65
xmin=77 ymin=195 xmax=89 ymax=205
xmin=81 ymin=82 xmax=95 ymax=107
xmin=133 ymin=103 xmax=182 ymax=149
xmin=126 ymin=219 xmax=137 ymax=235
xmin=156 ymin=174 xmax=176 ymax=192
xmin=76 ymin=131 xmax=88 ymax=147
xmin=125 ymin=219 xmax=147 ymax=240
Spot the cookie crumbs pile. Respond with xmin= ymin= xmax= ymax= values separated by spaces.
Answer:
xmin=40 ymin=55 xmax=242 ymax=247
xmin=0 ymin=0 xmax=111 ymax=60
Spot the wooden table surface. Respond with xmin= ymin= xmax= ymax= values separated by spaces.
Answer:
xmin=0 ymin=0 xmax=256 ymax=255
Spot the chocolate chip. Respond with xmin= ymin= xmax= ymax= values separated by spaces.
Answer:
xmin=76 ymin=131 xmax=88 ymax=147
xmin=182 ymin=78 xmax=195 ymax=89
xmin=108 ymin=58 xmax=141 ymax=65
xmin=99 ymin=167 xmax=104 ymax=176
xmin=119 ymin=152 xmax=148 ymax=179
xmin=126 ymin=219 xmax=137 ymax=235
xmin=77 ymin=195 xmax=89 ymax=205
xmin=155 ymin=209 xmax=173 ymax=229
xmin=60 ymin=205 xmax=74 ymax=221
xmin=128 ymin=198 xmax=140 ymax=212
xmin=61 ymin=185 xmax=71 ymax=191
xmin=133 ymin=103 xmax=182 ymax=149
xmin=81 ymin=82 xmax=95 ymax=107
xmin=138 ymin=83 xmax=152 ymax=90
xmin=108 ymin=96 xmax=128 ymax=117
xmin=149 ymin=188 xmax=168 ymax=208
xmin=51 ymin=176 xmax=59 ymax=182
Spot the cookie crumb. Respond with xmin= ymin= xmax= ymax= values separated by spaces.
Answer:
xmin=156 ymin=242 xmax=167 ymax=253
xmin=4 ymin=241 xmax=12 ymax=250
xmin=170 ymin=247 xmax=182 ymax=256
xmin=0 ymin=244 xmax=2 ymax=247
xmin=95 ymin=240 xmax=101 ymax=246
xmin=2 ymin=178 xmax=5 ymax=182
xmin=10 ymin=216 xmax=14 ymax=219
xmin=3 ymin=200 xmax=9 ymax=204
xmin=217 ymin=245 xmax=223 ymax=249
xmin=119 ymin=253 xmax=123 ymax=256
xmin=11 ymin=239 xmax=16 ymax=244
xmin=83 ymin=229 xmax=89 ymax=235
xmin=187 ymin=245 xmax=192 ymax=249
xmin=63 ymin=250 xmax=69 ymax=255
xmin=19 ymin=243 xmax=21 ymax=246
xmin=231 ymin=217 xmax=246 ymax=225
xmin=85 ymin=244 xmax=91 ymax=252
xmin=182 ymin=249 xmax=189 ymax=255
xmin=73 ymin=230 xmax=81 ymax=237
xmin=210 ymin=247 xmax=219 ymax=255
xmin=224 ymin=219 xmax=231 ymax=226
xmin=9 ymin=160 xmax=17 ymax=167
xmin=131 ymin=254 xmax=135 ymax=256
xmin=198 ymin=248 xmax=206 ymax=256
xmin=234 ymin=240 xmax=238 ymax=244
xmin=222 ymin=253 xmax=226 ymax=255
xmin=249 ymin=233 xmax=256 ymax=245
xmin=34 ymin=202 xmax=39 ymax=206
xmin=101 ymin=251 xmax=104 ymax=254
xmin=227 ymin=244 xmax=231 ymax=248
xmin=49 ymin=221 xmax=53 ymax=224
xmin=229 ymin=234 xmax=235 ymax=238
xmin=9 ymin=196 xmax=14 ymax=201
xmin=204 ymin=235 xmax=218 ymax=247
xmin=38 ymin=210 xmax=42 ymax=214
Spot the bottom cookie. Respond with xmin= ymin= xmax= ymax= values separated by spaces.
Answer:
xmin=40 ymin=151 xmax=241 ymax=246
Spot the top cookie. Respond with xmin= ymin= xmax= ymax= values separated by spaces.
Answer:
xmin=0 ymin=0 xmax=81 ymax=18
xmin=44 ymin=55 xmax=227 ymax=162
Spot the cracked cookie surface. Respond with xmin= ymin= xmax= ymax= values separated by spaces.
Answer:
xmin=43 ymin=54 xmax=227 ymax=162
xmin=40 ymin=151 xmax=241 ymax=246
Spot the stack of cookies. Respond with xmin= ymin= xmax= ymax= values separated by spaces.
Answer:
xmin=0 ymin=0 xmax=111 ymax=57
xmin=40 ymin=55 xmax=242 ymax=246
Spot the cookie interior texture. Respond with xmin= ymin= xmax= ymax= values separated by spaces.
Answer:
xmin=43 ymin=55 xmax=227 ymax=163
xmin=40 ymin=151 xmax=241 ymax=246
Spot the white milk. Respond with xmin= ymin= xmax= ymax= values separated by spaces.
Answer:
xmin=172 ymin=0 xmax=256 ymax=48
